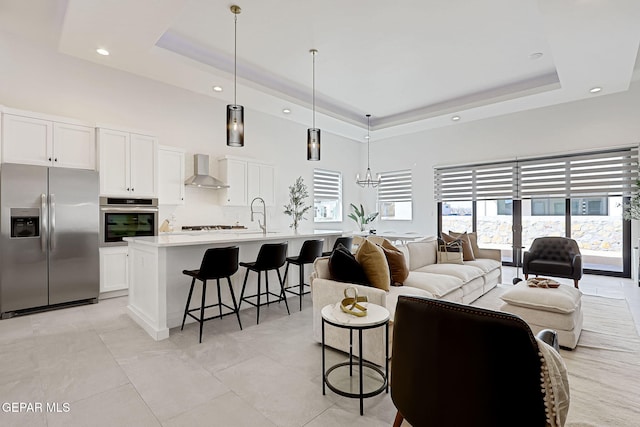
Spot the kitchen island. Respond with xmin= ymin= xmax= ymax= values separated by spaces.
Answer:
xmin=124 ymin=230 xmax=343 ymax=340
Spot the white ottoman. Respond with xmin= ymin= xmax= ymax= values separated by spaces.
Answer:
xmin=499 ymin=282 xmax=583 ymax=349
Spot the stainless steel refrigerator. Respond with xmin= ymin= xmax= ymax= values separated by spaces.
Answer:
xmin=0 ymin=163 xmax=99 ymax=318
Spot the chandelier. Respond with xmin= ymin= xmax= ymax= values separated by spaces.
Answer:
xmin=356 ymin=114 xmax=381 ymax=187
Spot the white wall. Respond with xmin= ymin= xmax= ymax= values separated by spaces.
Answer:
xmin=371 ymin=82 xmax=640 ymax=237
xmin=0 ymin=31 xmax=366 ymax=232
xmin=3 ymin=30 xmax=638 ymax=238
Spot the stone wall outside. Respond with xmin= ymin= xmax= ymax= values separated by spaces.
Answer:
xmin=443 ymin=216 xmax=622 ymax=253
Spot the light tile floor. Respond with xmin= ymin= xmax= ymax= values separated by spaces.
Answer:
xmin=1 ymin=268 xmax=639 ymax=427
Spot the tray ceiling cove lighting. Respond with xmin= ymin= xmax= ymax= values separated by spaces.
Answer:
xmin=307 ymin=49 xmax=320 ymax=161
xmin=227 ymin=5 xmax=244 ymax=147
xmin=356 ymin=114 xmax=381 ymax=188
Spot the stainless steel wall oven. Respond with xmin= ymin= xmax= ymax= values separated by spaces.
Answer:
xmin=99 ymin=197 xmax=158 ymax=246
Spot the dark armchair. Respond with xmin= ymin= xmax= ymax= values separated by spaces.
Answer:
xmin=391 ymin=295 xmax=565 ymax=427
xmin=523 ymin=237 xmax=582 ymax=288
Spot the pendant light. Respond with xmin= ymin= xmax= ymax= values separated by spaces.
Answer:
xmin=356 ymin=114 xmax=381 ymax=188
xmin=307 ymin=49 xmax=320 ymax=161
xmin=227 ymin=5 xmax=244 ymax=147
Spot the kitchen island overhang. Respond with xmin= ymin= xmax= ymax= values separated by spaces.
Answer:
xmin=124 ymin=230 xmax=343 ymax=340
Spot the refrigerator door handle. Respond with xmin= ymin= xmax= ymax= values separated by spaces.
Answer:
xmin=41 ymin=193 xmax=48 ymax=252
xmin=50 ymin=193 xmax=56 ymax=251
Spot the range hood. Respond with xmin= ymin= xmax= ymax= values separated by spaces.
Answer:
xmin=184 ymin=154 xmax=229 ymax=189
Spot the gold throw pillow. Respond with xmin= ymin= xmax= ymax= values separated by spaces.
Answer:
xmin=355 ymin=239 xmax=391 ymax=291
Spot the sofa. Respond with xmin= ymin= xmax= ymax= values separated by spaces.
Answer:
xmin=311 ymin=236 xmax=502 ymax=366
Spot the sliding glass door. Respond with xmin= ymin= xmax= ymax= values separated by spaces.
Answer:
xmin=438 ymin=196 xmax=630 ymax=276
xmin=570 ymin=196 xmax=625 ymax=273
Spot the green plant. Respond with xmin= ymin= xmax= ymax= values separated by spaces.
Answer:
xmin=283 ymin=176 xmax=312 ymax=230
xmin=623 ymin=178 xmax=640 ymax=220
xmin=348 ymin=203 xmax=378 ymax=232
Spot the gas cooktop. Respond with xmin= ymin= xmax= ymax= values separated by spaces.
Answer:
xmin=181 ymin=225 xmax=247 ymax=231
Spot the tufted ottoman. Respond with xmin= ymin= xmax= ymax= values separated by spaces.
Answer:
xmin=499 ymin=281 xmax=583 ymax=349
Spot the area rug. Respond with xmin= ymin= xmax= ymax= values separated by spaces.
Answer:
xmin=473 ymin=286 xmax=640 ymax=426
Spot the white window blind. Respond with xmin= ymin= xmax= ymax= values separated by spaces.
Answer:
xmin=519 ymin=148 xmax=639 ymax=198
xmin=314 ymin=169 xmax=342 ymax=222
xmin=434 ymin=162 xmax=518 ymax=201
xmin=313 ymin=169 xmax=341 ymax=200
xmin=434 ymin=147 xmax=638 ymax=201
xmin=378 ymin=170 xmax=412 ymax=202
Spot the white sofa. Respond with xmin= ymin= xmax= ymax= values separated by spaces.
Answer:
xmin=310 ymin=236 xmax=502 ymax=366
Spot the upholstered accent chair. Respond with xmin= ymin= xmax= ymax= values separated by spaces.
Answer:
xmin=391 ymin=295 xmax=568 ymax=427
xmin=523 ymin=237 xmax=582 ymax=288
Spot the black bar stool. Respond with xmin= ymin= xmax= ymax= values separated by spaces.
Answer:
xmin=238 ymin=242 xmax=289 ymax=324
xmin=283 ymin=239 xmax=324 ymax=311
xmin=181 ymin=246 xmax=242 ymax=343
xmin=321 ymin=236 xmax=353 ymax=257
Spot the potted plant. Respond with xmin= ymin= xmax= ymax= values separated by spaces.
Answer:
xmin=283 ymin=176 xmax=312 ymax=232
xmin=348 ymin=203 xmax=378 ymax=232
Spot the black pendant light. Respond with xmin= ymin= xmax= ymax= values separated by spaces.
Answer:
xmin=307 ymin=49 xmax=320 ymax=160
xmin=227 ymin=5 xmax=244 ymax=147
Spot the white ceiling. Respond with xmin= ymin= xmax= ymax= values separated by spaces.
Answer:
xmin=1 ymin=0 xmax=640 ymax=141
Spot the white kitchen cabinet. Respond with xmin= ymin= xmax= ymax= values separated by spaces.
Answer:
xmin=98 ymin=128 xmax=158 ymax=197
xmin=219 ymin=157 xmax=247 ymax=205
xmin=99 ymin=246 xmax=129 ymax=293
xmin=1 ymin=112 xmax=95 ymax=169
xmin=247 ymin=162 xmax=275 ymax=206
xmin=158 ymin=146 xmax=185 ymax=205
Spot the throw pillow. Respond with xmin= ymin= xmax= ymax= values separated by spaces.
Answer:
xmin=450 ymin=230 xmax=481 ymax=257
xmin=380 ymin=239 xmax=409 ymax=286
xmin=355 ymin=239 xmax=391 ymax=291
xmin=328 ymin=244 xmax=369 ymax=285
xmin=407 ymin=238 xmax=438 ymax=270
xmin=436 ymin=238 xmax=464 ymax=264
xmin=442 ymin=231 xmax=475 ymax=261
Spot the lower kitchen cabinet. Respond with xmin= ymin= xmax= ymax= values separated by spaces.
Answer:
xmin=99 ymin=246 xmax=129 ymax=293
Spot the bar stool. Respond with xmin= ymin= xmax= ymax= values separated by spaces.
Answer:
xmin=321 ymin=236 xmax=354 ymax=257
xmin=283 ymin=239 xmax=324 ymax=311
xmin=238 ymin=242 xmax=289 ymax=324
xmin=181 ymin=246 xmax=242 ymax=343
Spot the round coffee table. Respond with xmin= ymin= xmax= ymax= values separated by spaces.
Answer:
xmin=321 ymin=303 xmax=390 ymax=415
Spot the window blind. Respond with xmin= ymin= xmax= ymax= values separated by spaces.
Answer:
xmin=434 ymin=146 xmax=638 ymax=201
xmin=434 ymin=162 xmax=518 ymax=201
xmin=313 ymin=169 xmax=341 ymax=200
xmin=378 ymin=170 xmax=412 ymax=202
xmin=519 ymin=148 xmax=639 ymax=198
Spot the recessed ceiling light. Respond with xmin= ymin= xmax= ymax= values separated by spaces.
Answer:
xmin=282 ymin=108 xmax=291 ymax=114
xmin=529 ymin=52 xmax=544 ymax=60
xmin=96 ymin=48 xmax=110 ymax=56
xmin=451 ymin=115 xmax=461 ymax=121
xmin=589 ymin=87 xmax=602 ymax=94
xmin=212 ymin=86 xmax=223 ymax=92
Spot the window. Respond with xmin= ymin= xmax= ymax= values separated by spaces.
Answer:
xmin=434 ymin=146 xmax=638 ymax=276
xmin=378 ymin=170 xmax=412 ymax=220
xmin=313 ymin=169 xmax=342 ymax=222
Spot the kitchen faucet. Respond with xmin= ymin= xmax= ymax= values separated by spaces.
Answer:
xmin=250 ymin=197 xmax=267 ymax=234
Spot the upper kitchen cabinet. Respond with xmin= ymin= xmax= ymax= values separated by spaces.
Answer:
xmin=98 ymin=128 xmax=158 ymax=198
xmin=218 ymin=156 xmax=247 ymax=205
xmin=158 ymin=146 xmax=185 ymax=205
xmin=218 ymin=155 xmax=275 ymax=206
xmin=247 ymin=162 xmax=275 ymax=206
xmin=1 ymin=110 xmax=96 ymax=170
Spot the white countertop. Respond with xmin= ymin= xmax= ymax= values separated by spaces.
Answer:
xmin=124 ymin=229 xmax=344 ymax=247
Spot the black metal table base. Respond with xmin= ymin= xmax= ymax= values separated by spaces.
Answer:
xmin=321 ymin=315 xmax=389 ymax=415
